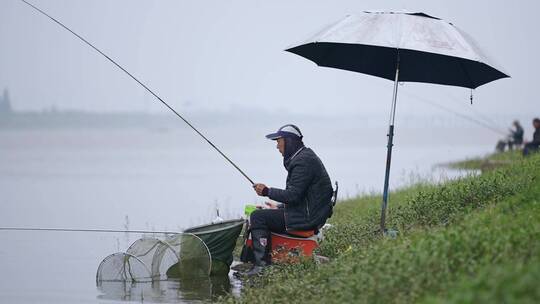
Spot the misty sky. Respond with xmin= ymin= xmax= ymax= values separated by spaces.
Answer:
xmin=0 ymin=0 xmax=538 ymax=120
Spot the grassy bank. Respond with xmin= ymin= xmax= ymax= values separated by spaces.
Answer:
xmin=221 ymin=152 xmax=540 ymax=303
xmin=448 ymin=150 xmax=522 ymax=170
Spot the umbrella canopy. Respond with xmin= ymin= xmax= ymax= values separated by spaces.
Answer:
xmin=286 ymin=11 xmax=509 ymax=233
xmin=286 ymin=11 xmax=509 ymax=88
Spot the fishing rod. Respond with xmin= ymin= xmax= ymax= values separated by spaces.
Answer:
xmin=19 ymin=0 xmax=255 ymax=186
xmin=0 ymin=227 xmax=181 ymax=234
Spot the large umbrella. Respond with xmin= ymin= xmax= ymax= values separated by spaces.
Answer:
xmin=286 ymin=11 xmax=509 ymax=233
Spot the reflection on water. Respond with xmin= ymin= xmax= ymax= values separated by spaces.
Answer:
xmin=97 ymin=274 xmax=233 ymax=303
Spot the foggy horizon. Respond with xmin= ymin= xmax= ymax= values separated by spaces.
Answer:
xmin=1 ymin=0 xmax=538 ymax=120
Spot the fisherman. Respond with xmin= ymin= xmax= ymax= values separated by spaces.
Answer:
xmin=496 ymin=120 xmax=525 ymax=152
xmin=523 ymin=118 xmax=540 ymax=156
xmin=247 ymin=124 xmax=333 ymax=276
xmin=508 ymin=120 xmax=524 ymax=150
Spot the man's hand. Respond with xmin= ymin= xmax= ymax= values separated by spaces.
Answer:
xmin=256 ymin=201 xmax=279 ymax=209
xmin=253 ymin=183 xmax=269 ymax=196
xmin=264 ymin=201 xmax=279 ymax=209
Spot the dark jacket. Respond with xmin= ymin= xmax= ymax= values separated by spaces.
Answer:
xmin=268 ymin=147 xmax=333 ymax=230
xmin=533 ymin=128 xmax=540 ymax=144
xmin=512 ymin=125 xmax=524 ymax=144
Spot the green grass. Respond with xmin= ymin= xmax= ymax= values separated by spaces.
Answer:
xmin=220 ymin=154 xmax=540 ymax=304
xmin=448 ymin=150 xmax=523 ymax=170
xmin=421 ymin=256 xmax=540 ymax=304
xmin=446 ymin=157 xmax=485 ymax=170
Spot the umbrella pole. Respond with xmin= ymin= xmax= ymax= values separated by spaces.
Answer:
xmin=380 ymin=64 xmax=400 ymax=233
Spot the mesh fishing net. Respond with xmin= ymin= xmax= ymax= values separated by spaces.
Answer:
xmin=125 ymin=238 xmax=178 ymax=280
xmin=96 ymin=233 xmax=211 ymax=283
xmin=164 ymin=233 xmax=213 ymax=278
xmin=184 ymin=219 xmax=245 ymax=275
xmin=96 ymin=252 xmax=152 ymax=283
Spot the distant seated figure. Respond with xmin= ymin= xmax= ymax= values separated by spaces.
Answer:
xmin=497 ymin=120 xmax=525 ymax=153
xmin=523 ymin=118 xmax=540 ymax=156
xmin=508 ymin=120 xmax=524 ymax=150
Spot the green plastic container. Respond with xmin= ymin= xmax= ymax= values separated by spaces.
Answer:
xmin=244 ymin=204 xmax=257 ymax=217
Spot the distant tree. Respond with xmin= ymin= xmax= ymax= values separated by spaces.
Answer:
xmin=0 ymin=88 xmax=12 ymax=114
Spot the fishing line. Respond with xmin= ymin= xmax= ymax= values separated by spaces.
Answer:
xmin=444 ymin=90 xmax=507 ymax=133
xmin=0 ymin=227 xmax=181 ymax=234
xmin=19 ymin=0 xmax=255 ymax=185
xmin=401 ymin=88 xmax=507 ymax=136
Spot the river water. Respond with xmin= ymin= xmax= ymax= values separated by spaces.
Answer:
xmin=0 ymin=117 xmax=494 ymax=303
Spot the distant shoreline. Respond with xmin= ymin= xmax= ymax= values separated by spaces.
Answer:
xmin=0 ymin=111 xmax=171 ymax=130
xmin=0 ymin=109 xmax=332 ymax=130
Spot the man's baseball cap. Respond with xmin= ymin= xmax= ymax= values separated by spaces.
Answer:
xmin=265 ymin=124 xmax=303 ymax=140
